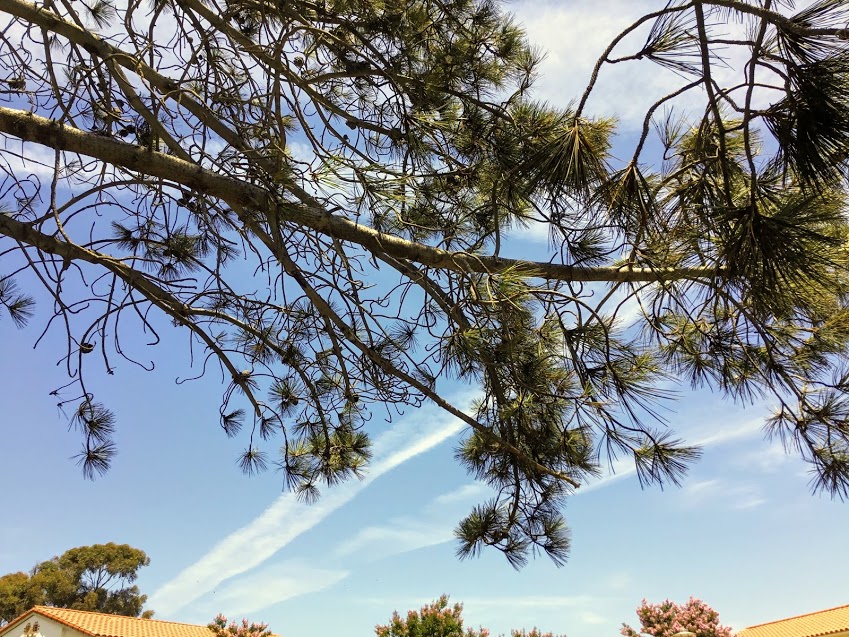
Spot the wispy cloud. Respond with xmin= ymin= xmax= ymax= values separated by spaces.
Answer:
xmin=335 ymin=482 xmax=490 ymax=561
xmin=148 ymin=406 xmax=466 ymax=617
xmin=578 ymin=418 xmax=765 ymax=494
xmin=579 ymin=612 xmax=609 ymax=626
xmin=335 ymin=523 xmax=454 ymax=560
xmin=577 ymin=457 xmax=636 ymax=494
xmin=733 ymin=491 xmax=767 ymax=510
xmin=432 ymin=483 xmax=489 ymax=506
xmin=693 ymin=418 xmax=764 ymax=447
xmin=150 ymin=406 xmax=769 ymax=619
xmin=684 ymin=478 xmax=722 ymax=497
xmin=333 ymin=416 xmax=767 ymax=559
xmin=513 ymin=1 xmax=660 ymax=121
xmin=678 ymin=477 xmax=766 ymax=511
xmin=1 ymin=141 xmax=66 ymax=181
xmin=508 ymin=0 xmax=756 ymax=248
xmin=606 ymin=572 xmax=633 ymax=592
xmin=734 ymin=440 xmax=791 ymax=474
xmin=511 ymin=0 xmax=750 ymax=127
xmin=285 ymin=141 xmax=316 ymax=164
xmin=192 ymin=561 xmax=349 ymax=618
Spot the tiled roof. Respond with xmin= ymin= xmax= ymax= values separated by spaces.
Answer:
xmin=738 ymin=605 xmax=849 ymax=637
xmin=1 ymin=607 xmax=270 ymax=637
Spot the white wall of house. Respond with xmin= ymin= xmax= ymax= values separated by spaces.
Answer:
xmin=1 ymin=613 xmax=87 ymax=637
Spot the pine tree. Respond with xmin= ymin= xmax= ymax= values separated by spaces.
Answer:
xmin=0 ymin=0 xmax=848 ymax=567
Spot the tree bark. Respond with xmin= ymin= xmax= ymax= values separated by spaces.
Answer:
xmin=0 ymin=107 xmax=723 ymax=284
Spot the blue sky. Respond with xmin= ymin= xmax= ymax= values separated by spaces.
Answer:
xmin=2 ymin=1 xmax=849 ymax=637
xmin=4 ymin=332 xmax=848 ymax=637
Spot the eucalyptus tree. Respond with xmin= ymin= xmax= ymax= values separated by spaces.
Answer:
xmin=1 ymin=0 xmax=848 ymax=567
xmin=0 ymin=543 xmax=152 ymax=624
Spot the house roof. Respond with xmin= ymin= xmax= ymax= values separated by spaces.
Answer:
xmin=3 ymin=607 xmax=231 ymax=637
xmin=737 ymin=604 xmax=849 ymax=637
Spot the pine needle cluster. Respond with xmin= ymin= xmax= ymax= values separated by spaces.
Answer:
xmin=1 ymin=0 xmax=849 ymax=565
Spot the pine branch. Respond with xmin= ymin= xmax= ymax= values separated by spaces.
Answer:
xmin=0 ymin=106 xmax=725 ymax=284
xmin=0 ymin=210 xmax=583 ymax=489
xmin=706 ymin=0 xmax=849 ymax=40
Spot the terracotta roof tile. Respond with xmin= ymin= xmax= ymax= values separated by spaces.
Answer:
xmin=1 ymin=608 xmax=280 ymax=637
xmin=738 ymin=605 xmax=849 ymax=637
xmin=27 ymin=607 xmax=215 ymax=637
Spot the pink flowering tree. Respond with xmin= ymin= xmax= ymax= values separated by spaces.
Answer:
xmin=208 ymin=615 xmax=272 ymax=637
xmin=375 ymin=595 xmax=565 ymax=637
xmin=621 ymin=598 xmax=733 ymax=637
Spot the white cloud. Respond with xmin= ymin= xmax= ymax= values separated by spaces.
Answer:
xmin=580 ymin=612 xmax=609 ymax=626
xmin=733 ymin=493 xmax=767 ymax=510
xmin=693 ymin=418 xmax=764 ymax=447
xmin=0 ymin=138 xmax=62 ymax=182
xmin=510 ymin=218 xmax=550 ymax=244
xmin=148 ymin=405 xmax=466 ymax=617
xmin=147 ymin=396 xmax=772 ymax=622
xmin=331 ymin=413 xmax=769 ymax=561
xmin=685 ymin=478 xmax=722 ymax=495
xmin=578 ymin=417 xmax=765 ymax=495
xmin=676 ymin=478 xmax=766 ymax=511
xmin=735 ymin=440 xmax=791 ymax=474
xmin=606 ymin=572 xmax=633 ymax=592
xmin=197 ymin=561 xmax=349 ymax=618
xmin=507 ymin=0 xmax=777 ymax=248
xmin=432 ymin=482 xmax=490 ymax=506
xmin=577 ymin=457 xmax=637 ymax=495
xmin=512 ymin=0 xmax=720 ymax=126
xmin=285 ymin=141 xmax=316 ymax=164
xmin=335 ymin=482 xmax=490 ymax=561
xmin=336 ymin=524 xmax=453 ymax=559
xmin=679 ymin=479 xmax=722 ymax=508
xmin=513 ymin=1 xmax=653 ymax=116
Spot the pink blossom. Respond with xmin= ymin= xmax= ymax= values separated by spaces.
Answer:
xmin=621 ymin=597 xmax=733 ymax=637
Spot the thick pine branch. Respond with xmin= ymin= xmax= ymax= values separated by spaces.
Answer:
xmin=0 ymin=106 xmax=722 ymax=284
xmin=706 ymin=0 xmax=849 ymax=40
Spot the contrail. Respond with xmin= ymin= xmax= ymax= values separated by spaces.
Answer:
xmin=148 ymin=409 xmax=465 ymax=616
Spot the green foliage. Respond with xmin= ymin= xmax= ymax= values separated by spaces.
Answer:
xmin=0 ymin=544 xmax=152 ymax=625
xmin=376 ymin=595 xmax=478 ymax=637
xmin=0 ymin=573 xmax=33 ymax=627
xmin=374 ymin=595 xmax=564 ymax=637
xmin=1 ymin=0 xmax=849 ymax=568
xmin=0 ymin=276 xmax=34 ymax=329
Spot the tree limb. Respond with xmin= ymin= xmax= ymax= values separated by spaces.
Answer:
xmin=0 ymin=106 xmax=726 ymax=284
